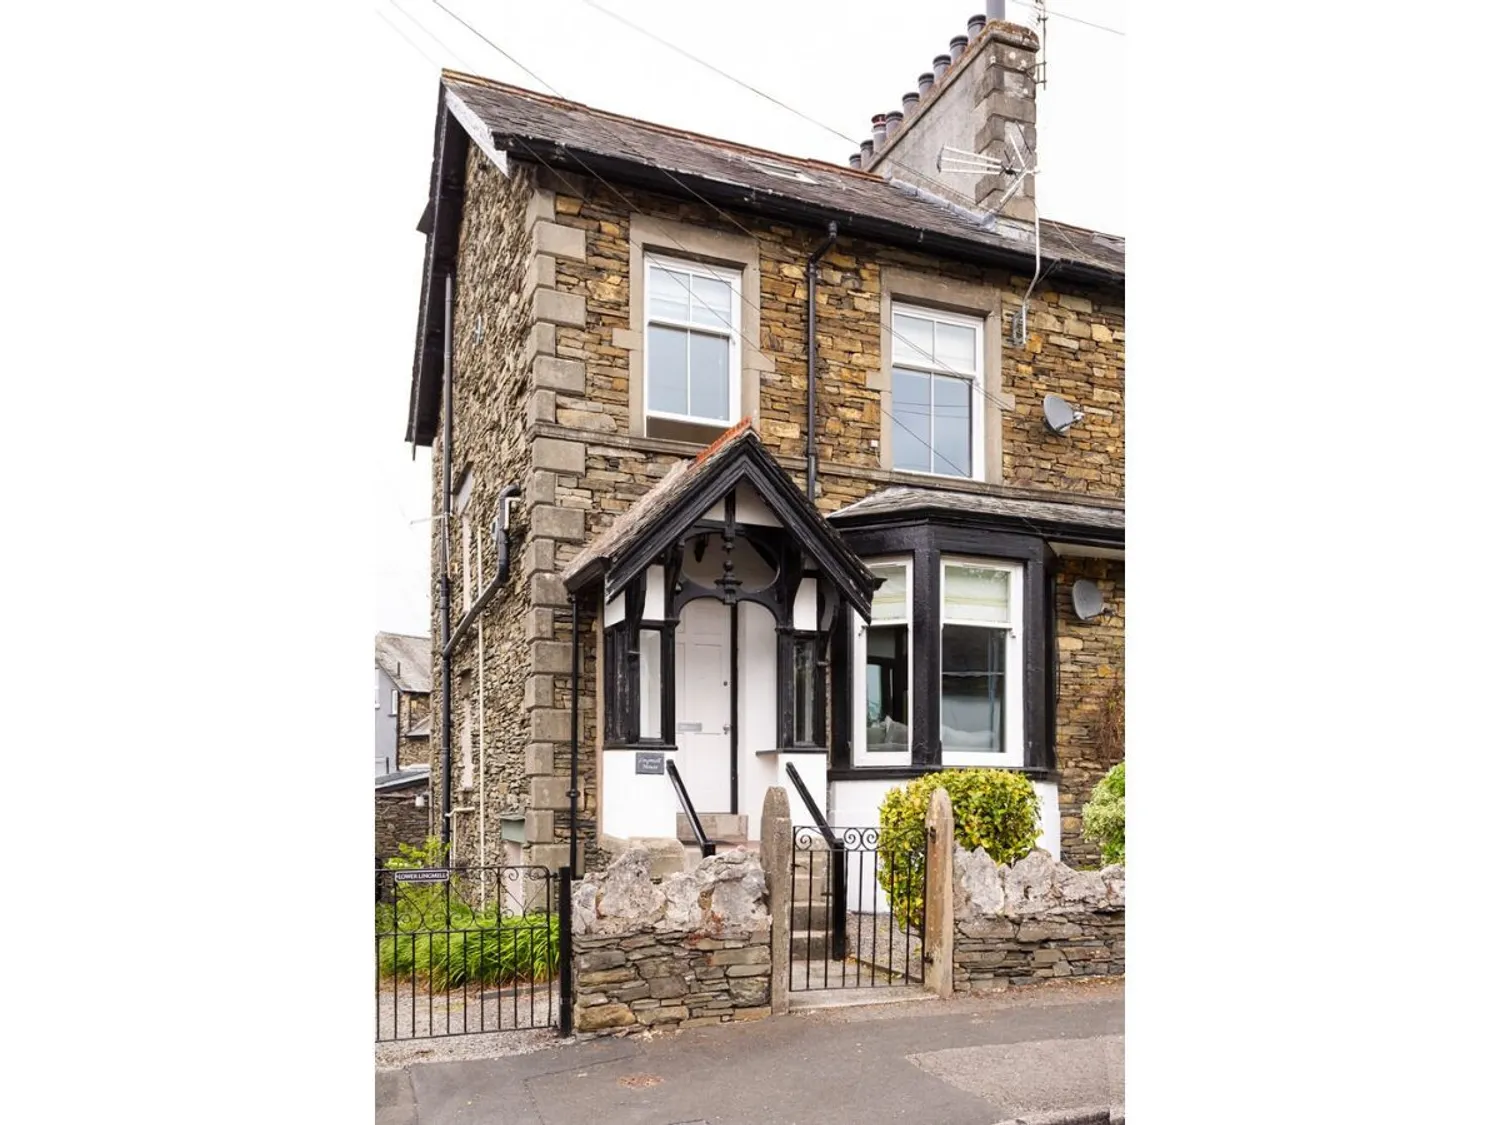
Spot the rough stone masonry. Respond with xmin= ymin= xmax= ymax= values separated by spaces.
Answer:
xmin=951 ymin=846 xmax=1125 ymax=992
xmin=570 ymin=847 xmax=772 ymax=1036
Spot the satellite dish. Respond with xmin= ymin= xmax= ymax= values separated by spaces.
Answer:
xmin=1043 ymin=394 xmax=1085 ymax=435
xmin=1072 ymin=579 xmax=1109 ymax=622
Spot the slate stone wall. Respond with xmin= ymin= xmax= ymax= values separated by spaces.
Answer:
xmin=570 ymin=848 xmax=772 ymax=1036
xmin=951 ymin=846 xmax=1125 ymax=992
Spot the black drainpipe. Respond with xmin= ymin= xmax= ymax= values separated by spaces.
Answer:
xmin=438 ymin=273 xmax=456 ymax=855
xmin=806 ymin=221 xmax=839 ymax=502
xmin=567 ymin=594 xmax=581 ymax=872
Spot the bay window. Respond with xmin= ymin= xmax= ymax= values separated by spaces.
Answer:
xmin=853 ymin=559 xmax=912 ymax=764
xmin=940 ymin=559 xmax=1024 ymax=767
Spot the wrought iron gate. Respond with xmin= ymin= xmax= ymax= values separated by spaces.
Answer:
xmin=788 ymin=825 xmax=926 ymax=992
xmin=375 ymin=864 xmax=571 ymax=1041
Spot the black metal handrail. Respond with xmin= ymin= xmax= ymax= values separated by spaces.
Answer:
xmin=783 ymin=761 xmax=848 ymax=959
xmin=665 ymin=759 xmax=716 ymax=858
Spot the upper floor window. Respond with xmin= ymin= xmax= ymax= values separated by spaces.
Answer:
xmin=389 ymin=689 xmax=399 ymax=717
xmin=891 ymin=304 xmax=983 ymax=479
xmin=645 ymin=254 xmax=741 ymax=428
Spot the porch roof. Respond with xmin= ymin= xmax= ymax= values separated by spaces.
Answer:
xmin=829 ymin=486 xmax=1125 ymax=547
xmin=561 ymin=422 xmax=879 ymax=618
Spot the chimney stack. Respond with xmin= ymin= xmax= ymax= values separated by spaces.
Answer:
xmin=861 ymin=12 xmax=1040 ymax=223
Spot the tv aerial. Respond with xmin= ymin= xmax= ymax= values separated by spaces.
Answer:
xmin=1071 ymin=579 xmax=1114 ymax=623
xmin=1042 ymin=393 xmax=1085 ymax=435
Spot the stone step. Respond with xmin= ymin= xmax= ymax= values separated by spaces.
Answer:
xmin=791 ymin=900 xmax=835 ymax=929
xmin=676 ymin=812 xmax=747 ymax=842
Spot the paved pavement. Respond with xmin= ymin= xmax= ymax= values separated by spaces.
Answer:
xmin=376 ymin=978 xmax=1123 ymax=1125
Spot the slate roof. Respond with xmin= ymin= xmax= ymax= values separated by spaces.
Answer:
xmin=375 ymin=632 xmax=432 ymax=694
xmin=375 ymin=765 xmax=431 ymax=791
xmin=443 ymin=73 xmax=1124 ymax=280
xmin=561 ymin=421 xmax=879 ymax=616
xmin=830 ymin=486 xmax=1124 ymax=542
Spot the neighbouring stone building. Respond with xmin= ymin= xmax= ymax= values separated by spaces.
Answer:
xmin=402 ymin=6 xmax=1124 ymax=875
xmin=375 ymin=631 xmax=433 ymax=777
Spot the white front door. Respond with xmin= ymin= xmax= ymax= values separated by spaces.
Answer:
xmin=675 ymin=599 xmax=733 ymax=811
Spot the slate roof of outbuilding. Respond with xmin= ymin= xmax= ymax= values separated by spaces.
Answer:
xmin=375 ymin=632 xmax=432 ymax=694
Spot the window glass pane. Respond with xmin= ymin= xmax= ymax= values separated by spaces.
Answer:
xmin=935 ymin=320 xmax=977 ymax=372
xmin=648 ymin=264 xmax=691 ymax=322
xmin=688 ymin=331 xmax=731 ymax=421
xmin=943 ymin=563 xmax=1010 ymax=624
xmin=639 ymin=629 xmax=662 ymax=740
xmin=931 ymin=374 xmax=972 ymax=477
xmin=647 ymin=325 xmax=689 ymax=416
xmin=793 ymin=638 xmax=815 ymax=744
xmin=690 ymin=273 xmax=733 ymax=329
xmin=892 ymin=312 xmax=933 ymax=366
xmin=865 ymin=623 xmax=909 ymax=751
xmin=941 ymin=624 xmax=1003 ymax=753
xmin=892 ymin=367 xmax=931 ymax=472
xmin=869 ymin=563 xmax=908 ymax=622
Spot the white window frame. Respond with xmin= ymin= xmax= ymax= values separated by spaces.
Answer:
xmin=852 ymin=556 xmax=913 ymax=768
xmin=890 ymin=302 xmax=985 ymax=481
xmin=643 ymin=252 xmax=743 ymax=428
xmin=389 ymin=689 xmax=399 ymax=718
xmin=939 ymin=557 xmax=1024 ymax=768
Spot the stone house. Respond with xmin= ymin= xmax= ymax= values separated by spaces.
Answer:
xmin=403 ymin=8 xmax=1124 ymax=876
xmin=375 ymin=631 xmax=432 ymax=776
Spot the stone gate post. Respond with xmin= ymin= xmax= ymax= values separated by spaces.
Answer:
xmin=760 ymin=786 xmax=792 ymax=1016
xmin=924 ymin=786 xmax=954 ymax=998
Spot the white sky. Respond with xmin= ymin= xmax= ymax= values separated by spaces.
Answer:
xmin=370 ymin=0 xmax=1126 ymax=636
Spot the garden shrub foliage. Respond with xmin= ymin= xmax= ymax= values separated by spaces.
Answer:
xmin=1082 ymin=761 xmax=1125 ymax=865
xmin=876 ymin=769 xmax=1042 ymax=928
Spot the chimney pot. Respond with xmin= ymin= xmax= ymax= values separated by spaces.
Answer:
xmin=902 ymin=91 xmax=920 ymax=113
xmin=859 ymin=138 xmax=874 ymax=165
xmin=949 ymin=34 xmax=970 ymax=59
xmin=986 ymin=0 xmax=1007 ymax=21
xmin=932 ymin=53 xmax=951 ymax=81
xmin=885 ymin=109 xmax=905 ymax=135
xmin=871 ymin=113 xmax=888 ymax=147
xmin=848 ymin=153 xmax=862 ymax=168
xmin=968 ymin=14 xmax=988 ymax=40
xmin=917 ymin=71 xmax=934 ymax=96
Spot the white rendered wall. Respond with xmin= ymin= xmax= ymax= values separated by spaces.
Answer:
xmin=601 ymin=748 xmax=681 ymax=841
xmin=738 ymin=602 xmax=779 ymax=838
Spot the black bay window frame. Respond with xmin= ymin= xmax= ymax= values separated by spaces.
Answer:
xmin=828 ymin=521 xmax=1058 ymax=780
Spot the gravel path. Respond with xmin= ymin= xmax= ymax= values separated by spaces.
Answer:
xmin=375 ymin=982 xmax=560 ymax=1038
xmin=374 ymin=982 xmax=566 ymax=1069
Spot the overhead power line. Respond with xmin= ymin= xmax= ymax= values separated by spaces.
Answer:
xmin=410 ymin=4 xmax=1087 ymax=530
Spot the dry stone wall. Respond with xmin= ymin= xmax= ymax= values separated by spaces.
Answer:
xmin=951 ymin=846 xmax=1124 ymax=991
xmin=570 ymin=847 xmax=772 ymax=1036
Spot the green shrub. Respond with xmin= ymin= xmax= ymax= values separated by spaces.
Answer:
xmin=1082 ymin=761 xmax=1125 ymax=865
xmin=375 ymin=835 xmax=559 ymax=988
xmin=876 ymin=768 xmax=1042 ymax=929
